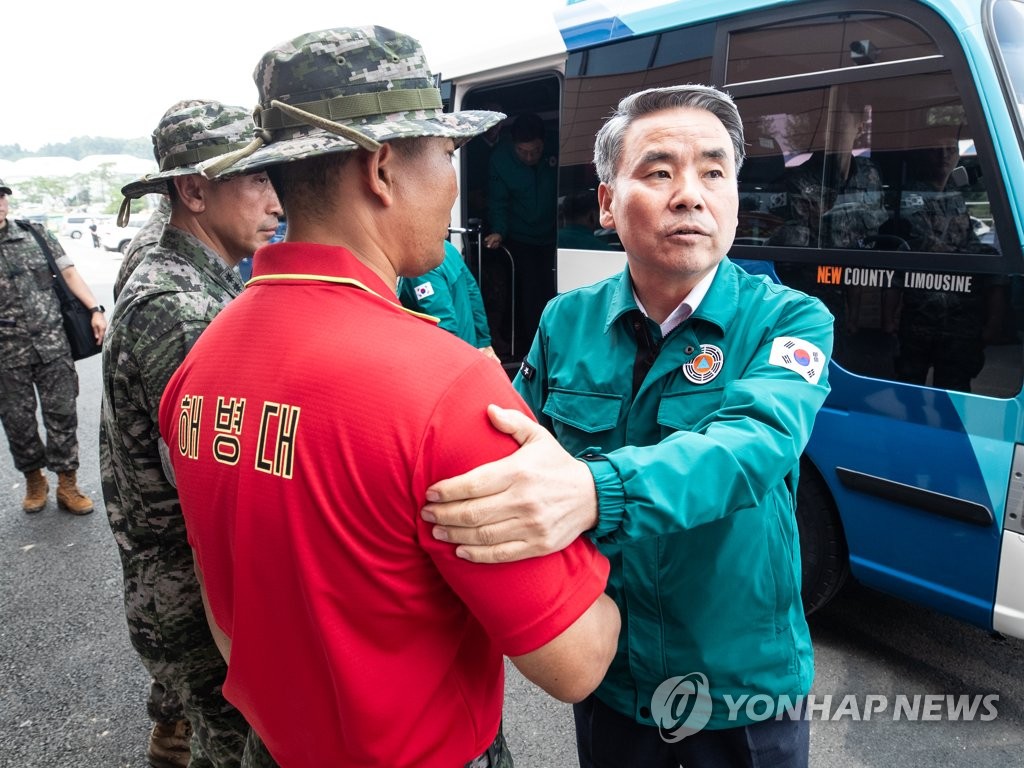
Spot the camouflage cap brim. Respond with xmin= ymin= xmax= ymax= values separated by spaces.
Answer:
xmin=211 ymin=109 xmax=503 ymax=178
xmin=121 ymin=101 xmax=259 ymax=199
xmin=120 ymin=166 xmax=209 ymax=200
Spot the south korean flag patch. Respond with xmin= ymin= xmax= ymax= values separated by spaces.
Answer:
xmin=414 ymin=282 xmax=435 ymax=300
xmin=769 ymin=337 xmax=825 ymax=384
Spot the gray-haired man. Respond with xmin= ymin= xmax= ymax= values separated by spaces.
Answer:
xmin=100 ymin=100 xmax=282 ymax=768
xmin=422 ymin=84 xmax=835 ymax=768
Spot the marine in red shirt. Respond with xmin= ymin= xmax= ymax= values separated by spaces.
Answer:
xmin=158 ymin=25 xmax=619 ymax=768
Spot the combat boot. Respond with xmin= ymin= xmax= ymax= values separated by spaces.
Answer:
xmin=147 ymin=719 xmax=192 ymax=768
xmin=56 ymin=470 xmax=94 ymax=515
xmin=22 ymin=469 xmax=48 ymax=513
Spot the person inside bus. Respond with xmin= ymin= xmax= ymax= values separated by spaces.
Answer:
xmin=881 ymin=132 xmax=1007 ymax=392
xmin=422 ymin=83 xmax=834 ymax=768
xmin=484 ymin=111 xmax=558 ymax=358
xmin=770 ymin=96 xmax=887 ymax=250
xmin=769 ymin=95 xmax=887 ymax=355
xmin=463 ymin=102 xmax=510 ymax=357
xmin=557 ymin=188 xmax=616 ymax=250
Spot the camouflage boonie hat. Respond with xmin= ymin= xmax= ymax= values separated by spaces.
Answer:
xmin=120 ymin=100 xmax=259 ymax=201
xmin=0 ymin=178 xmax=11 ymax=195
xmin=203 ymin=26 xmax=504 ymax=178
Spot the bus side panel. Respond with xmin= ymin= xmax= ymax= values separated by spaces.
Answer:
xmin=805 ymin=366 xmax=1013 ymax=629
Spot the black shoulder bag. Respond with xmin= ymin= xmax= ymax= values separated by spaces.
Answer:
xmin=16 ymin=220 xmax=102 ymax=360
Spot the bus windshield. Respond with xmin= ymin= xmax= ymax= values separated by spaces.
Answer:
xmin=994 ymin=0 xmax=1024 ymax=136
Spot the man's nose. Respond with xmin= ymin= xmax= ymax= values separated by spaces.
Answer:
xmin=670 ymin=170 xmax=704 ymax=210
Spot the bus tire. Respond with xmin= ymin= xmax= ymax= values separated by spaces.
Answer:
xmin=796 ymin=457 xmax=850 ymax=615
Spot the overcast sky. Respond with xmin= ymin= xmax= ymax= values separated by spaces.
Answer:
xmin=5 ymin=0 xmax=564 ymax=151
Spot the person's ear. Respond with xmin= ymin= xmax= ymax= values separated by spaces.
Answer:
xmin=365 ymin=144 xmax=396 ymax=206
xmin=173 ymin=174 xmax=207 ymax=214
xmin=597 ymin=183 xmax=616 ymax=230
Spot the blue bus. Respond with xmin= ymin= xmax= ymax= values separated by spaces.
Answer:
xmin=443 ymin=0 xmax=1024 ymax=637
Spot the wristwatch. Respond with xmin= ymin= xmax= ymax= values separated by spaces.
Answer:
xmin=89 ymin=305 xmax=105 ymax=314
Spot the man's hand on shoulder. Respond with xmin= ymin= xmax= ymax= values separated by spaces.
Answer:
xmin=422 ymin=404 xmax=598 ymax=563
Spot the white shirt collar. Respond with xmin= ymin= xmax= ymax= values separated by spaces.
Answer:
xmin=634 ymin=264 xmax=719 ymax=337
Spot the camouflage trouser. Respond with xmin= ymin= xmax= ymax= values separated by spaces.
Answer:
xmin=0 ymin=355 xmax=79 ymax=474
xmin=491 ymin=731 xmax=514 ymax=768
xmin=238 ymin=720 xmax=505 ymax=767
xmin=240 ymin=729 xmax=280 ymax=768
xmin=147 ymin=677 xmax=185 ymax=725
xmin=466 ymin=726 xmax=514 ymax=768
xmin=121 ymin=546 xmax=250 ymax=768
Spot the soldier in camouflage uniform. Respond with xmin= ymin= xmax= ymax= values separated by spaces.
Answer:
xmin=882 ymin=138 xmax=1004 ymax=392
xmin=99 ymin=101 xmax=282 ymax=768
xmin=113 ymin=163 xmax=185 ymax=764
xmin=113 ymin=195 xmax=171 ymax=302
xmin=0 ymin=178 xmax=105 ymax=516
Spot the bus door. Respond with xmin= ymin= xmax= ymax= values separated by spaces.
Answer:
xmin=456 ymin=77 xmax=561 ymax=369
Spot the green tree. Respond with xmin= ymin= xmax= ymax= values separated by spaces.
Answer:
xmin=16 ymin=176 xmax=72 ymax=208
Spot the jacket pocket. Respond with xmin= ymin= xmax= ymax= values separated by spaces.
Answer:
xmin=542 ymin=388 xmax=624 ymax=449
xmin=34 ymin=263 xmax=56 ymax=291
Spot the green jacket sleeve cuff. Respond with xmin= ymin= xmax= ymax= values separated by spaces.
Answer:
xmin=579 ymin=450 xmax=625 ymax=539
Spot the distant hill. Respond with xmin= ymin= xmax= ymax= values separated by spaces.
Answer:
xmin=0 ymin=136 xmax=151 ymax=162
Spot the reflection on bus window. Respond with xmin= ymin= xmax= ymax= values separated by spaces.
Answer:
xmin=734 ymin=69 xmax=1019 ymax=396
xmin=727 ymin=12 xmax=939 ymax=82
xmin=558 ymin=26 xmax=714 ymax=244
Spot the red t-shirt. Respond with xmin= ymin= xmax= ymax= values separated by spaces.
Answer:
xmin=159 ymin=243 xmax=609 ymax=767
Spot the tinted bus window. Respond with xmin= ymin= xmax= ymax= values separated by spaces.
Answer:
xmin=560 ymin=28 xmax=713 ymax=235
xmin=728 ymin=12 xmax=939 ymax=82
xmin=733 ymin=46 xmax=1021 ymax=396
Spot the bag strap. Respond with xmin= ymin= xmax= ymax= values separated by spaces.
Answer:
xmin=15 ymin=219 xmax=75 ymax=305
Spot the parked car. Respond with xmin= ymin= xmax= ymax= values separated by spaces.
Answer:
xmin=98 ymin=218 xmax=146 ymax=254
xmin=60 ymin=214 xmax=96 ymax=240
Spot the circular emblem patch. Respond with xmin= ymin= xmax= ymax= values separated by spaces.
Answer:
xmin=682 ymin=344 xmax=723 ymax=384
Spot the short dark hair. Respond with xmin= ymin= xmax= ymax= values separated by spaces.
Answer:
xmin=511 ymin=113 xmax=545 ymax=144
xmin=269 ymin=137 xmax=428 ymax=218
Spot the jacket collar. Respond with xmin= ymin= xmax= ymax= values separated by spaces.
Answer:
xmin=604 ymin=257 xmax=739 ymax=336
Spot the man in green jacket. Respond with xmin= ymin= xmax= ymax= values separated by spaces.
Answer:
xmin=398 ymin=240 xmax=499 ymax=363
xmin=422 ymin=84 xmax=834 ymax=767
xmin=484 ymin=112 xmax=557 ymax=357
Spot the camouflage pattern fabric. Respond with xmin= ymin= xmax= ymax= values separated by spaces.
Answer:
xmin=0 ymin=355 xmax=79 ymax=473
xmin=114 ymin=196 xmax=171 ymax=301
xmin=240 ymin=730 xmax=282 ymax=768
xmin=493 ymin=742 xmax=515 ymax=768
xmin=769 ymin=155 xmax=886 ymax=249
xmin=821 ymin=157 xmax=888 ymax=248
xmin=894 ymin=184 xmax=978 ymax=253
xmin=0 ymin=221 xmax=75 ymax=368
xmin=99 ymin=224 xmax=251 ymax=767
xmin=122 ymin=102 xmax=261 ymax=200
xmin=464 ymin=727 xmax=515 ymax=768
xmin=0 ymin=220 xmax=80 ymax=473
xmin=211 ymin=26 xmax=503 ymax=177
xmin=147 ymin=677 xmax=185 ymax=726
